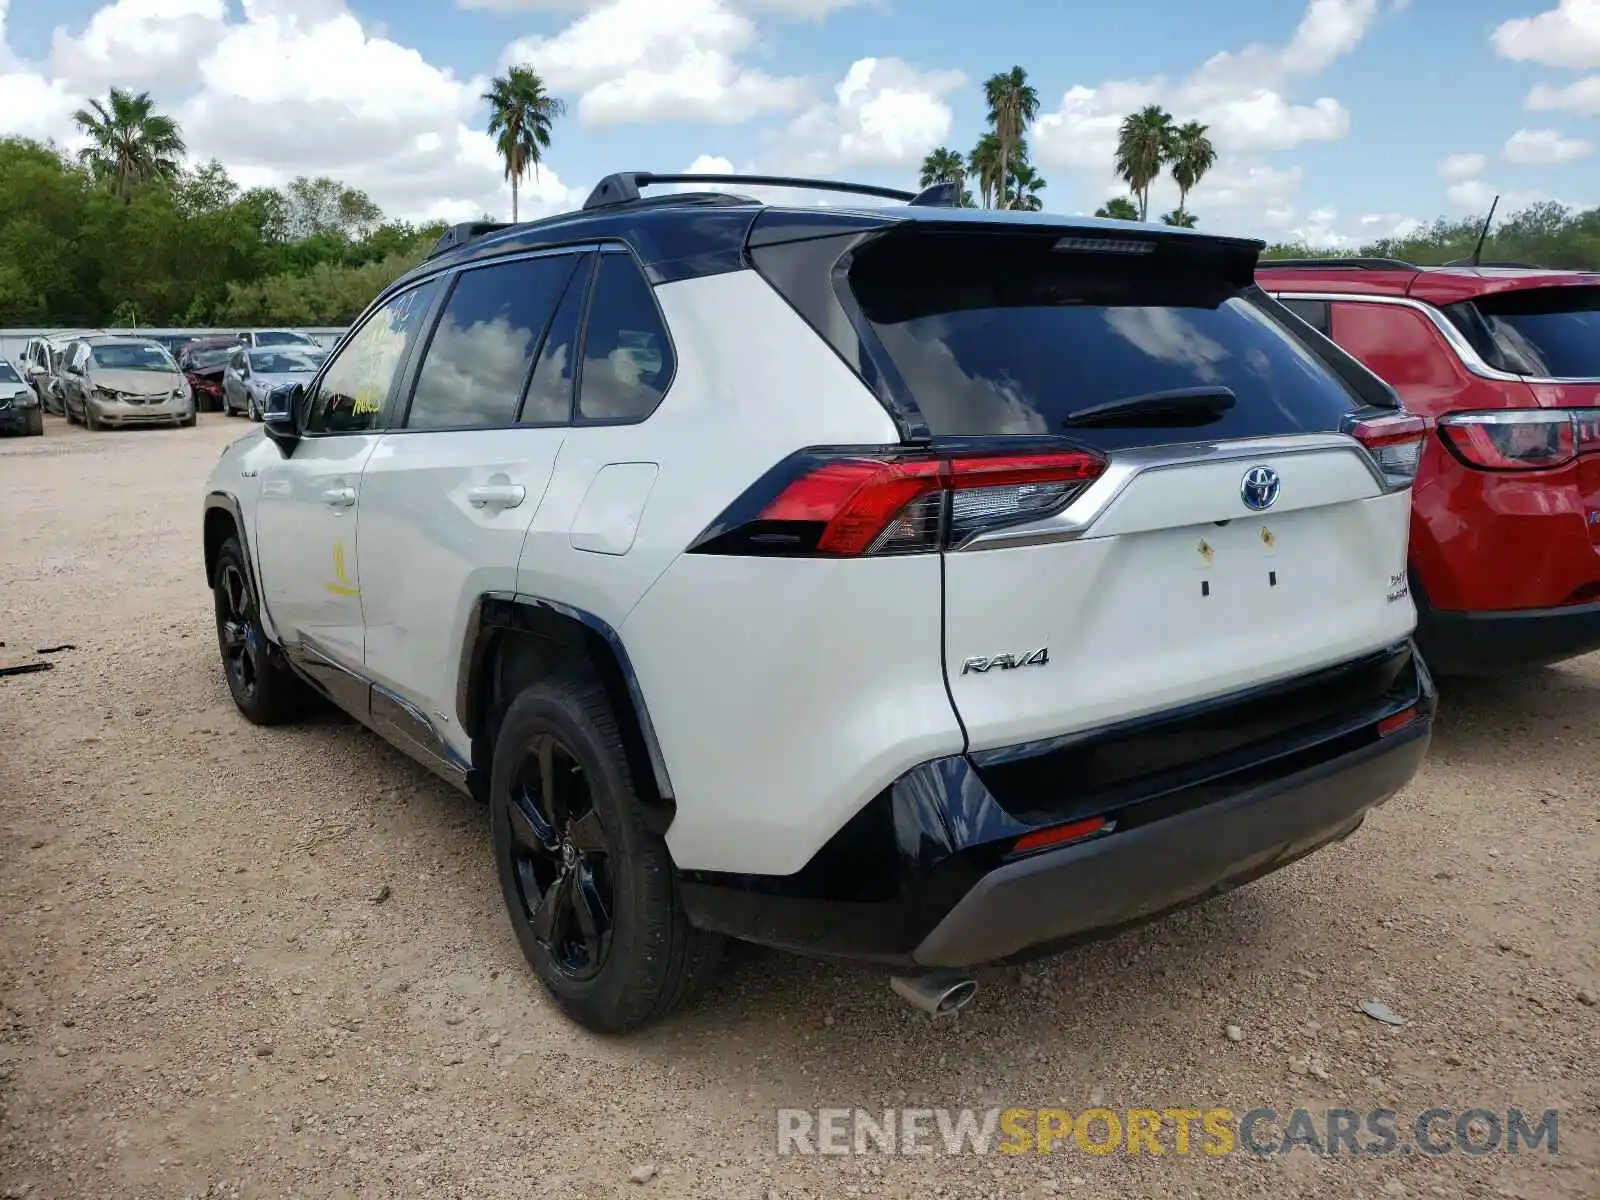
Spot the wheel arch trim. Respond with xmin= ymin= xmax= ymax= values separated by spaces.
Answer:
xmin=457 ymin=591 xmax=675 ymax=804
xmin=203 ymin=490 xmax=279 ymax=642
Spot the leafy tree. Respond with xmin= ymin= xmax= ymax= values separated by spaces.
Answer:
xmin=1161 ymin=209 xmax=1198 ymax=227
xmin=1094 ymin=197 xmax=1141 ymax=221
xmin=983 ymin=66 xmax=1040 ymax=210
xmin=483 ymin=65 xmax=565 ymax=222
xmin=1115 ymin=104 xmax=1175 ymax=221
xmin=1168 ymin=121 xmax=1215 ymax=225
xmin=283 ymin=176 xmax=383 ymax=242
xmin=72 ymin=88 xmax=186 ymax=200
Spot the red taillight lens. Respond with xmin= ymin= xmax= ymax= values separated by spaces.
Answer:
xmin=1377 ymin=706 xmax=1419 ymax=737
xmin=1346 ymin=412 xmax=1428 ymax=487
xmin=1437 ymin=409 xmax=1600 ymax=472
xmin=699 ymin=447 xmax=1107 ymax=557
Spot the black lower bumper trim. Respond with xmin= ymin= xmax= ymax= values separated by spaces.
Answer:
xmin=1416 ymin=598 xmax=1600 ymax=675
xmin=910 ymin=721 xmax=1428 ymax=967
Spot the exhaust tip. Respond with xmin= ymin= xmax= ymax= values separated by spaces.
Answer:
xmin=890 ymin=971 xmax=978 ymax=1016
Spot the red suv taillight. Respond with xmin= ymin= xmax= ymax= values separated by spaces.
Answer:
xmin=689 ymin=447 xmax=1107 ymax=557
xmin=1346 ymin=412 xmax=1428 ymax=488
xmin=1437 ymin=409 xmax=1600 ymax=472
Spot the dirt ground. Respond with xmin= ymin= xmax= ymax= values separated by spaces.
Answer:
xmin=1 ymin=413 xmax=1596 ymax=1200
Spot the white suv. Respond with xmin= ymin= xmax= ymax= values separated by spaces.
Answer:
xmin=202 ymin=172 xmax=1436 ymax=1031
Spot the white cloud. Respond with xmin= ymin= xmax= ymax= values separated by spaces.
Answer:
xmin=1031 ymin=1 xmax=1395 ymax=236
xmin=49 ymin=0 xmax=227 ymax=93
xmin=1527 ymin=74 xmax=1600 ymax=114
xmin=1439 ymin=152 xmax=1487 ymax=181
xmin=462 ymin=0 xmax=860 ymax=10
xmin=765 ymin=56 xmax=966 ymax=174
xmin=1359 ymin=212 xmax=1424 ymax=238
xmin=1492 ymin=0 xmax=1600 ymax=71
xmin=1503 ymin=127 xmax=1593 ymax=163
xmin=501 ymin=0 xmax=808 ymax=126
xmin=0 ymin=1 xmax=78 ymax=143
xmin=1445 ymin=179 xmax=1544 ymax=212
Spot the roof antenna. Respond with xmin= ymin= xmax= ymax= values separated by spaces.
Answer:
xmin=1469 ymin=194 xmax=1500 ymax=267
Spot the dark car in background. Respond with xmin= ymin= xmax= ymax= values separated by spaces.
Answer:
xmin=0 ymin=356 xmax=43 ymax=436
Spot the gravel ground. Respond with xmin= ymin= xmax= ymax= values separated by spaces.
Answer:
xmin=1 ymin=413 xmax=1596 ymax=1200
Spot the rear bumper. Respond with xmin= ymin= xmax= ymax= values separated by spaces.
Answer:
xmin=1415 ymin=595 xmax=1600 ymax=675
xmin=912 ymin=721 xmax=1426 ymax=967
xmin=681 ymin=641 xmax=1434 ymax=967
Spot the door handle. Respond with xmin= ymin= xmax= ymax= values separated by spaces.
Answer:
xmin=467 ymin=483 xmax=526 ymax=509
xmin=322 ymin=485 xmax=357 ymax=508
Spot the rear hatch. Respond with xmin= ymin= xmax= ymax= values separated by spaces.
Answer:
xmin=837 ymin=225 xmax=1420 ymax=751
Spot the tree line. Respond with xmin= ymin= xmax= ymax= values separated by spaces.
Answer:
xmin=3 ymin=76 xmax=1597 ymax=329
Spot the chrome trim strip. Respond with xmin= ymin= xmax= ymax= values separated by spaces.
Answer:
xmin=954 ymin=433 xmax=1387 ymax=552
xmin=1271 ymin=291 xmax=1600 ymax=387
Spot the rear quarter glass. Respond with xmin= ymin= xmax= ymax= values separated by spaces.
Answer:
xmin=845 ymin=232 xmax=1365 ymax=452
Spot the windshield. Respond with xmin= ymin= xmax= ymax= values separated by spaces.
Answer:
xmin=256 ymin=331 xmax=315 ymax=347
xmin=1454 ymin=286 xmax=1600 ymax=379
xmin=249 ymin=350 xmax=319 ymax=374
xmin=0 ymin=361 xmax=21 ymax=384
xmin=846 ymin=232 xmax=1360 ymax=450
xmin=89 ymin=343 xmax=176 ymax=372
xmin=186 ymin=347 xmax=235 ymax=370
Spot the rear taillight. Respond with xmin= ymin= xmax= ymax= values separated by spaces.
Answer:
xmin=690 ymin=447 xmax=1107 ymax=557
xmin=1438 ymin=409 xmax=1600 ymax=472
xmin=1347 ymin=412 xmax=1428 ymax=488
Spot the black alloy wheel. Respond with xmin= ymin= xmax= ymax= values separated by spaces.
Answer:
xmin=505 ymin=733 xmax=614 ymax=980
xmin=214 ymin=560 xmax=260 ymax=703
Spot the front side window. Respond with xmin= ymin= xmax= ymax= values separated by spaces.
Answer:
xmin=406 ymin=254 xmax=579 ymax=430
xmin=304 ymin=279 xmax=442 ymax=435
xmin=576 ymin=253 xmax=675 ymax=423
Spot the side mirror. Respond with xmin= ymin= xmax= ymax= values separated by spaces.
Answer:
xmin=262 ymin=382 xmax=303 ymax=456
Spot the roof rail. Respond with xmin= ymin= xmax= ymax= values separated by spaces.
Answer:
xmin=582 ymin=171 xmax=947 ymax=211
xmin=1260 ymin=257 xmax=1417 ymax=271
xmin=427 ymin=220 xmax=513 ymax=260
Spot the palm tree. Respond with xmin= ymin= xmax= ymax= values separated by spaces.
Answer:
xmin=72 ymin=88 xmax=186 ymax=200
xmin=1168 ymin=121 xmax=1215 ymax=226
xmin=919 ymin=147 xmax=966 ymax=190
xmin=1095 ymin=197 xmax=1141 ymax=221
xmin=1007 ymin=162 xmax=1047 ymax=211
xmin=1115 ymin=104 xmax=1175 ymax=221
xmin=968 ymin=134 xmax=1004 ymax=209
xmin=483 ymin=65 xmax=566 ymax=222
xmin=1160 ymin=209 xmax=1198 ymax=227
xmin=984 ymin=67 xmax=1041 ymax=210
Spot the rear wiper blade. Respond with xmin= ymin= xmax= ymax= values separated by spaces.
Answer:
xmin=1062 ymin=386 xmax=1236 ymax=428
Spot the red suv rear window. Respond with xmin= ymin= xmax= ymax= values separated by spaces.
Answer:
xmin=1446 ymin=285 xmax=1600 ymax=379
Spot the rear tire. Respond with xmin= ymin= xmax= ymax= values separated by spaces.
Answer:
xmin=212 ymin=536 xmax=314 ymax=725
xmin=490 ymin=676 xmax=722 ymax=1032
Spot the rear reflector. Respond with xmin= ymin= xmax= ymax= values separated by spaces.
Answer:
xmin=1346 ymin=412 xmax=1428 ymax=488
xmin=691 ymin=446 xmax=1107 ymax=557
xmin=1377 ymin=706 xmax=1419 ymax=737
xmin=1438 ymin=409 xmax=1600 ymax=472
xmin=1012 ymin=815 xmax=1110 ymax=855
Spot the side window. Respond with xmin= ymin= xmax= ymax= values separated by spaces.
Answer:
xmin=576 ymin=253 xmax=675 ymax=423
xmin=521 ymin=253 xmax=594 ymax=425
xmin=1280 ymin=298 xmax=1331 ymax=336
xmin=405 ymin=254 xmax=579 ymax=430
xmin=304 ymin=279 xmax=441 ymax=435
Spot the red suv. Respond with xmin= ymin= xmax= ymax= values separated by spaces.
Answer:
xmin=1257 ymin=258 xmax=1600 ymax=675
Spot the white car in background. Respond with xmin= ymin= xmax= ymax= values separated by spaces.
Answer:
xmin=0 ymin=356 xmax=43 ymax=436
xmin=235 ymin=329 xmax=322 ymax=351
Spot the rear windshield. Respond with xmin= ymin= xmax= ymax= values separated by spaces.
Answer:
xmin=186 ymin=347 xmax=235 ymax=369
xmin=249 ymin=350 xmax=318 ymax=374
xmin=256 ymin=330 xmax=314 ymax=347
xmin=847 ymin=234 xmax=1361 ymax=450
xmin=1451 ymin=286 xmax=1600 ymax=379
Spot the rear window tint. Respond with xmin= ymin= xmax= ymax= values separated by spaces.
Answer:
xmin=847 ymin=234 xmax=1361 ymax=450
xmin=1453 ymin=286 xmax=1600 ymax=379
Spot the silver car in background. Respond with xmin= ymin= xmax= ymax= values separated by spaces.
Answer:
xmin=59 ymin=336 xmax=195 ymax=430
xmin=221 ymin=347 xmax=324 ymax=420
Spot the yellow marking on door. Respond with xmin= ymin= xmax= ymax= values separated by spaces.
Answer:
xmin=325 ymin=540 xmax=360 ymax=596
xmin=1196 ymin=538 xmax=1215 ymax=565
xmin=1259 ymin=525 xmax=1276 ymax=550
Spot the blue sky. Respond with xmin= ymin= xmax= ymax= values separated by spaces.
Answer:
xmin=1 ymin=0 xmax=1595 ymax=246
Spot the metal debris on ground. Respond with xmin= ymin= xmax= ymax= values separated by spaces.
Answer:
xmin=1359 ymin=998 xmax=1408 ymax=1026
